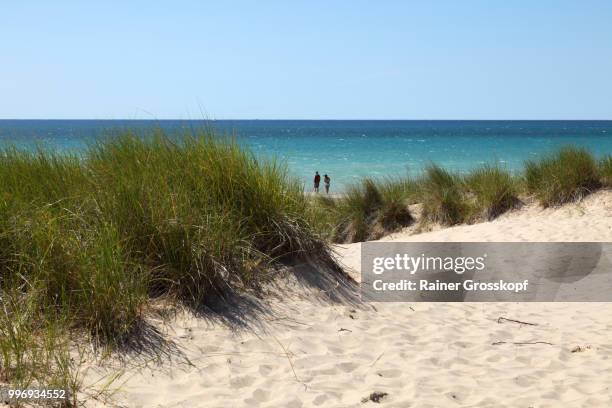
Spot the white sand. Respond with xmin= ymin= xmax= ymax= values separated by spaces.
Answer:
xmin=86 ymin=191 xmax=612 ymax=407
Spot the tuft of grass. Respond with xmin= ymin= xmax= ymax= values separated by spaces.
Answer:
xmin=378 ymin=176 xmax=423 ymax=204
xmin=305 ymin=195 xmax=339 ymax=242
xmin=85 ymin=133 xmax=323 ymax=306
xmin=0 ymin=291 xmax=82 ymax=407
xmin=0 ymin=129 xmax=334 ymax=402
xmin=525 ymin=147 xmax=600 ymax=207
xmin=420 ymin=165 xmax=471 ymax=225
xmin=316 ymin=178 xmax=414 ymax=243
xmin=599 ymin=155 xmax=612 ymax=187
xmin=0 ymin=131 xmax=325 ymax=337
xmin=334 ymin=179 xmax=382 ymax=243
xmin=377 ymin=178 xmax=416 ymax=232
xmin=465 ymin=165 xmax=519 ymax=219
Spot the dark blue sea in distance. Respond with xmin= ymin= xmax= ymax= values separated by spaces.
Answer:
xmin=1 ymin=120 xmax=611 ymax=191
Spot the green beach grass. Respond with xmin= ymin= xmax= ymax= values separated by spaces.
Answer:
xmin=525 ymin=146 xmax=601 ymax=207
xmin=0 ymin=129 xmax=334 ymax=403
xmin=464 ymin=164 xmax=520 ymax=220
xmin=600 ymin=155 xmax=612 ymax=187
xmin=420 ymin=165 xmax=471 ymax=226
xmin=313 ymin=178 xmax=415 ymax=243
xmin=315 ymin=146 xmax=610 ymax=243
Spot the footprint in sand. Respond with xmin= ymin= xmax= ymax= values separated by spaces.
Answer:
xmin=258 ymin=364 xmax=275 ymax=376
xmin=312 ymin=394 xmax=329 ymax=406
xmin=246 ymin=388 xmax=269 ymax=404
xmin=514 ymin=375 xmax=538 ymax=387
xmin=229 ymin=375 xmax=257 ymax=389
xmin=337 ymin=361 xmax=359 ymax=373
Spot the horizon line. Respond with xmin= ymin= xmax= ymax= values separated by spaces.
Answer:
xmin=2 ymin=118 xmax=612 ymax=121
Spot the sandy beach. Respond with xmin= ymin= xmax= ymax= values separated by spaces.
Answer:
xmin=84 ymin=190 xmax=612 ymax=407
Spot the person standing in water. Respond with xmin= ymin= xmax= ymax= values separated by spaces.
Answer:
xmin=313 ymin=171 xmax=321 ymax=192
xmin=324 ymin=174 xmax=331 ymax=194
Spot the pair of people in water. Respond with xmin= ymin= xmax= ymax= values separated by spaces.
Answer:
xmin=313 ymin=171 xmax=331 ymax=194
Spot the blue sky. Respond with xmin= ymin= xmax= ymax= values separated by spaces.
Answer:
xmin=1 ymin=1 xmax=611 ymax=119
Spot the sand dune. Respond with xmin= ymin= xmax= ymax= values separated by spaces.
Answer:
xmin=86 ymin=191 xmax=612 ymax=407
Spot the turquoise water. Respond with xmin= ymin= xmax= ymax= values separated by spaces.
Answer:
xmin=1 ymin=120 xmax=611 ymax=191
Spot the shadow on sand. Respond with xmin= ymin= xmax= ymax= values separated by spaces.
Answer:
xmin=108 ymin=254 xmax=359 ymax=369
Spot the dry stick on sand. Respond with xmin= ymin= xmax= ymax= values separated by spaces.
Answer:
xmin=369 ymin=352 xmax=385 ymax=368
xmin=494 ymin=318 xmax=549 ymax=345
xmin=492 ymin=341 xmax=553 ymax=346
xmin=497 ymin=317 xmax=538 ymax=326
xmin=271 ymin=334 xmax=308 ymax=391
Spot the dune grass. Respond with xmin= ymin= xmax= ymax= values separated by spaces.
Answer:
xmin=600 ymin=155 xmax=612 ymax=187
xmin=464 ymin=165 xmax=519 ymax=219
xmin=376 ymin=178 xmax=417 ymax=233
xmin=420 ymin=165 xmax=472 ymax=225
xmin=314 ymin=178 xmax=415 ymax=243
xmin=524 ymin=146 xmax=600 ymax=207
xmin=312 ymin=146 xmax=609 ymax=240
xmin=0 ymin=291 xmax=82 ymax=407
xmin=0 ymin=129 xmax=332 ymax=401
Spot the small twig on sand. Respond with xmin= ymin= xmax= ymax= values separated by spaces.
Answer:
xmin=265 ymin=316 xmax=310 ymax=326
xmin=369 ymin=352 xmax=385 ymax=367
xmin=492 ymin=341 xmax=553 ymax=346
xmin=338 ymin=328 xmax=352 ymax=332
xmin=271 ymin=334 xmax=308 ymax=391
xmin=497 ymin=317 xmax=538 ymax=326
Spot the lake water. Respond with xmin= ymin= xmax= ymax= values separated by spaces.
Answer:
xmin=1 ymin=120 xmax=611 ymax=191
